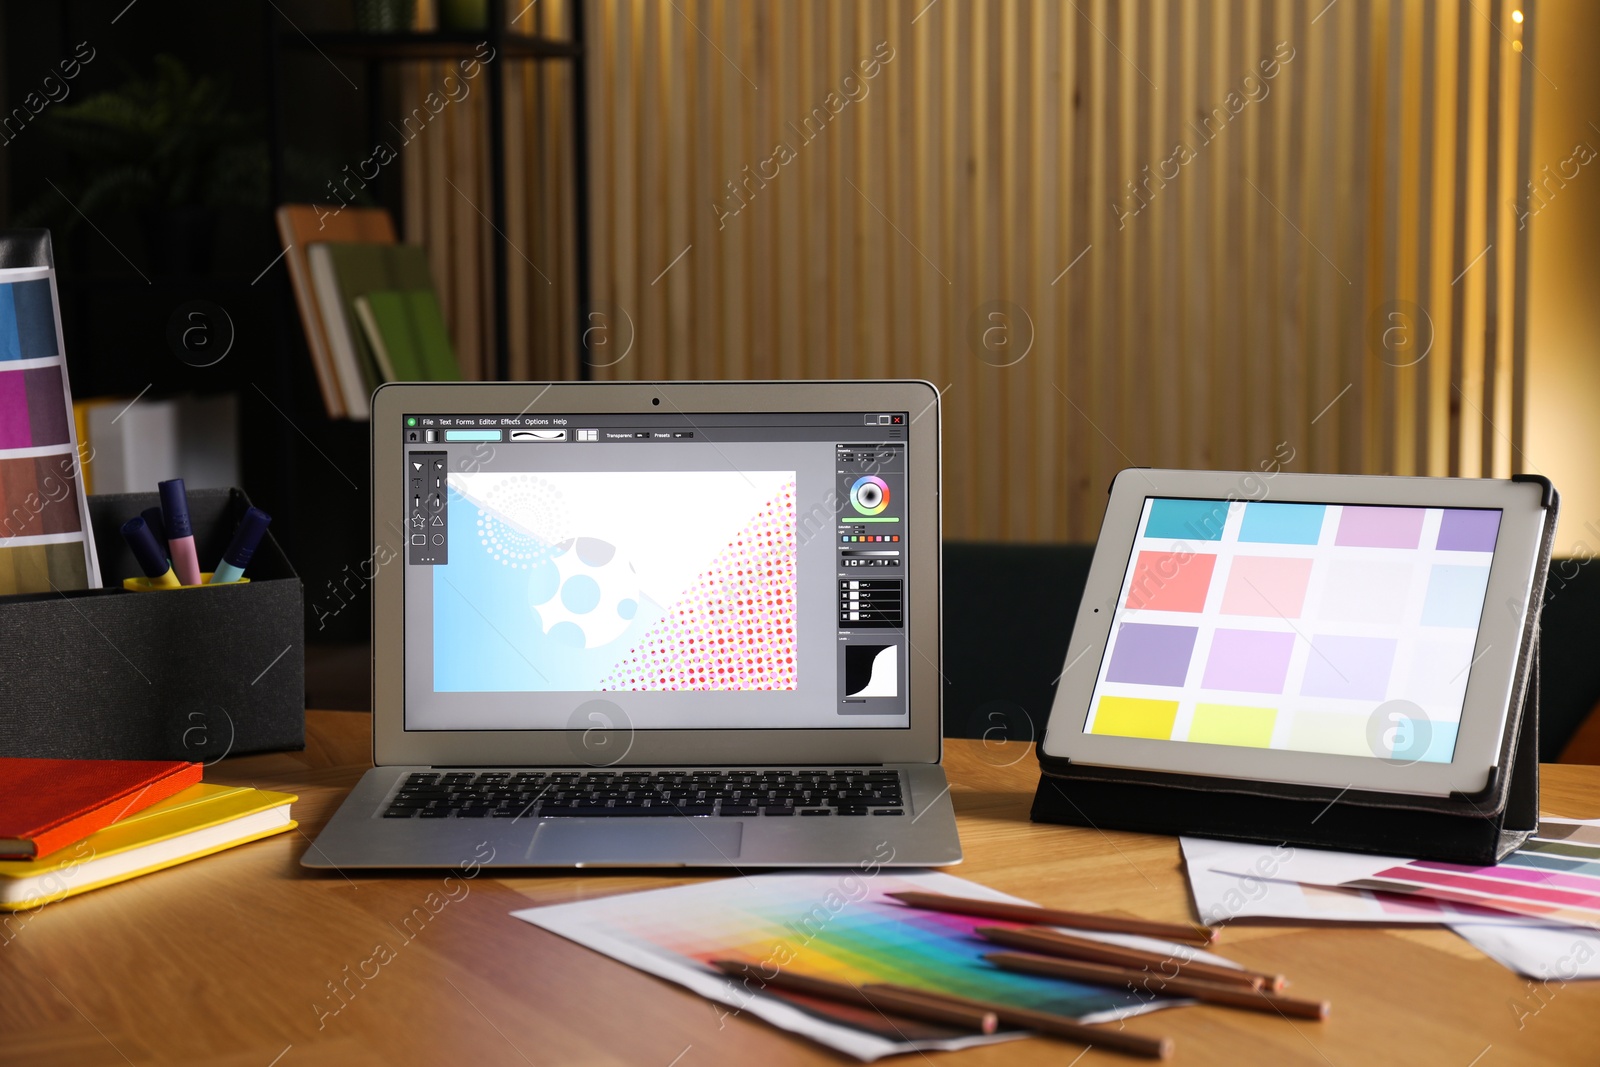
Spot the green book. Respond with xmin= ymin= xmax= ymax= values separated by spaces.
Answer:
xmin=355 ymin=290 xmax=461 ymax=383
xmin=320 ymin=244 xmax=453 ymax=386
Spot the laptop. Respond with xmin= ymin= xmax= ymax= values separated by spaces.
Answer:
xmin=304 ymin=380 xmax=962 ymax=868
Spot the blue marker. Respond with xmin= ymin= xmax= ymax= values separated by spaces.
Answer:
xmin=120 ymin=517 xmax=181 ymax=589
xmin=159 ymin=478 xmax=202 ymax=586
xmin=141 ymin=506 xmax=169 ymax=559
xmin=209 ymin=507 xmax=271 ymax=585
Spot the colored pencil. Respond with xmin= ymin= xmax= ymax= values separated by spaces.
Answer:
xmin=905 ymin=987 xmax=1174 ymax=1060
xmin=709 ymin=959 xmax=998 ymax=1033
xmin=986 ymin=952 xmax=1330 ymax=1020
xmin=887 ymin=890 xmax=1217 ymax=944
xmin=976 ymin=926 xmax=1283 ymax=991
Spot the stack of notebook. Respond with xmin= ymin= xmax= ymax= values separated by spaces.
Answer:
xmin=276 ymin=205 xmax=462 ymax=421
xmin=0 ymin=757 xmax=296 ymax=911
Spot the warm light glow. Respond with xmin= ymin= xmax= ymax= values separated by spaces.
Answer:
xmin=1513 ymin=40 xmax=1524 ymax=51
xmin=1512 ymin=9 xmax=1524 ymax=22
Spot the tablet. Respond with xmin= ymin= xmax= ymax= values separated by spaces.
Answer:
xmin=1040 ymin=470 xmax=1553 ymax=797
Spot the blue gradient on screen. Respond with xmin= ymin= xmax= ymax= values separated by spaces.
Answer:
xmin=431 ymin=487 xmax=661 ymax=691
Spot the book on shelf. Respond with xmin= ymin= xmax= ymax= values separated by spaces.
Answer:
xmin=354 ymin=290 xmax=462 ymax=384
xmin=307 ymin=243 xmax=459 ymax=414
xmin=275 ymin=205 xmax=398 ymax=420
xmin=306 ymin=243 xmax=376 ymax=420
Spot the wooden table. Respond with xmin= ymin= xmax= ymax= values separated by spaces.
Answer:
xmin=6 ymin=711 xmax=1598 ymax=1067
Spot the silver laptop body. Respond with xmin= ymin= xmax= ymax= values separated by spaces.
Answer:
xmin=304 ymin=380 xmax=961 ymax=868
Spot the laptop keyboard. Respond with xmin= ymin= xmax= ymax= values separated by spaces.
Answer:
xmin=382 ymin=769 xmax=906 ymax=819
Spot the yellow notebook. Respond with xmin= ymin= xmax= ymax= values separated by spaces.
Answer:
xmin=0 ymin=783 xmax=297 ymax=911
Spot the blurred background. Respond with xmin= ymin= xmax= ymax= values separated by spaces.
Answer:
xmin=3 ymin=0 xmax=1598 ymax=749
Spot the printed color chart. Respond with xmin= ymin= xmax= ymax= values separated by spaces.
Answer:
xmin=514 ymin=871 xmax=1199 ymax=1059
xmin=1085 ymin=497 xmax=1501 ymax=763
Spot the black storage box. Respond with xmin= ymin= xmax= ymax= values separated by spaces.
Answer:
xmin=0 ymin=488 xmax=305 ymax=761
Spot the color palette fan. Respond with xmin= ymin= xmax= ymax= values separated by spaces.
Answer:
xmin=0 ymin=261 xmax=99 ymax=593
xmin=1342 ymin=822 xmax=1600 ymax=929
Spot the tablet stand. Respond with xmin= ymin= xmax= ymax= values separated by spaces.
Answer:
xmin=1032 ymin=643 xmax=1536 ymax=864
xmin=1032 ymin=476 xmax=1556 ymax=866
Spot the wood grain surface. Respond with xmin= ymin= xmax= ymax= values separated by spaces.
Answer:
xmin=3 ymin=710 xmax=1596 ymax=1066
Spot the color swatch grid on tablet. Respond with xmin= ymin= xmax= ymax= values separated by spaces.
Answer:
xmin=1083 ymin=498 xmax=1501 ymax=762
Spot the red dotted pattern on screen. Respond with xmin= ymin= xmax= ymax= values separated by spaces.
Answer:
xmin=600 ymin=483 xmax=797 ymax=691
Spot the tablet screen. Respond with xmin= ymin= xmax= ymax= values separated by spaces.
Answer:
xmin=1082 ymin=498 xmax=1501 ymax=764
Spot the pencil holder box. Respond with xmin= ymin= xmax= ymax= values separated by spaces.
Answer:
xmin=0 ymin=488 xmax=305 ymax=761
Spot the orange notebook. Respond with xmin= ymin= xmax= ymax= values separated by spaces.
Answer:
xmin=0 ymin=757 xmax=202 ymax=860
xmin=274 ymin=204 xmax=398 ymax=419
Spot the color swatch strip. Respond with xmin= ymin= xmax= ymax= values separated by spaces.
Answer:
xmin=0 ymin=453 xmax=84 ymax=537
xmin=0 ymin=277 xmax=59 ymax=361
xmin=0 ymin=542 xmax=89 ymax=595
xmin=0 ymin=364 xmax=71 ymax=448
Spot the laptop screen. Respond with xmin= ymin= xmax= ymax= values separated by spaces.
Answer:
xmin=398 ymin=410 xmax=911 ymax=731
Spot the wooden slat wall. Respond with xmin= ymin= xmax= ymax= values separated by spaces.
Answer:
xmin=397 ymin=0 xmax=578 ymax=381
xmin=403 ymin=0 xmax=1533 ymax=542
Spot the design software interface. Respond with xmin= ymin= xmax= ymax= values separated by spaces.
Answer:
xmin=1084 ymin=498 xmax=1500 ymax=764
xmin=400 ymin=411 xmax=912 ymax=731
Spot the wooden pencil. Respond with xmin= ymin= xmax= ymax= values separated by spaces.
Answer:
xmin=902 ymin=986 xmax=1174 ymax=1060
xmin=709 ymin=959 xmax=998 ymax=1033
xmin=886 ymin=890 xmax=1217 ymax=944
xmin=976 ymin=926 xmax=1283 ymax=991
xmin=986 ymin=951 xmax=1330 ymax=1020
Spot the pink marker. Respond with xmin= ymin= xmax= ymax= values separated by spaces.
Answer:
xmin=158 ymin=478 xmax=203 ymax=586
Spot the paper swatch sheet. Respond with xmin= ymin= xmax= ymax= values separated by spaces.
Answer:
xmin=513 ymin=870 xmax=1240 ymax=1061
xmin=1179 ymin=836 xmax=1534 ymax=926
xmin=1181 ymin=824 xmax=1600 ymax=980
xmin=1345 ymin=820 xmax=1600 ymax=931
xmin=0 ymin=266 xmax=99 ymax=593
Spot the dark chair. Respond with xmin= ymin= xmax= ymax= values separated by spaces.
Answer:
xmin=1534 ymin=557 xmax=1600 ymax=761
xmin=941 ymin=542 xmax=1600 ymax=763
xmin=941 ymin=542 xmax=1094 ymax=747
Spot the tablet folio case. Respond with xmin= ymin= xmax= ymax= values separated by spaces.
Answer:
xmin=1032 ymin=476 xmax=1557 ymax=866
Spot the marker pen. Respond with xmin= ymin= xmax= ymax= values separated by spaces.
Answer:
xmin=209 ymin=507 xmax=272 ymax=585
xmin=158 ymin=478 xmax=203 ymax=586
xmin=140 ymin=506 xmax=169 ymax=559
xmin=120 ymin=517 xmax=181 ymax=589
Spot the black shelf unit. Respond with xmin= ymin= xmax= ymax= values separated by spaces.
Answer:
xmin=253 ymin=2 xmax=593 ymax=647
xmin=263 ymin=0 xmax=593 ymax=383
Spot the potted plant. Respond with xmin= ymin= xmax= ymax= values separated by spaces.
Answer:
xmin=22 ymin=55 xmax=267 ymax=275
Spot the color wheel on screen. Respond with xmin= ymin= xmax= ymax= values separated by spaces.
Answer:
xmin=850 ymin=475 xmax=889 ymax=516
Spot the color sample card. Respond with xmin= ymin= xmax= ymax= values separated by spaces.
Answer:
xmin=1342 ymin=822 xmax=1600 ymax=930
xmin=0 ymin=266 xmax=99 ymax=591
xmin=1085 ymin=497 xmax=1501 ymax=763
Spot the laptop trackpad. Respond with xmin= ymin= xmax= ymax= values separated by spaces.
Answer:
xmin=527 ymin=820 xmax=742 ymax=866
